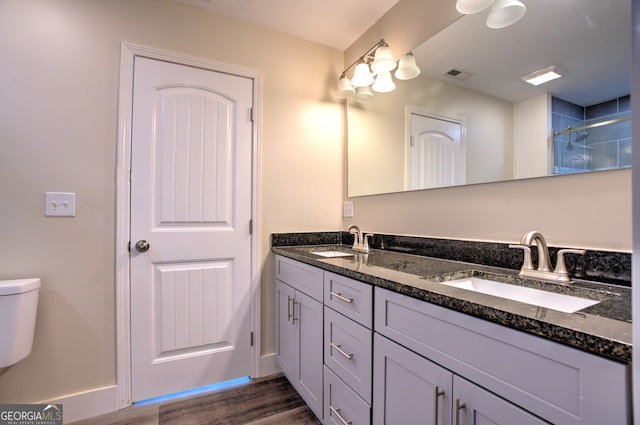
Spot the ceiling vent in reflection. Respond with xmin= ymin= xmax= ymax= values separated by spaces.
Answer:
xmin=442 ymin=68 xmax=474 ymax=81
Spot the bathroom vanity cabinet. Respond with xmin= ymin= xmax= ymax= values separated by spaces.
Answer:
xmin=274 ymin=254 xmax=631 ymax=425
xmin=374 ymin=287 xmax=629 ymax=424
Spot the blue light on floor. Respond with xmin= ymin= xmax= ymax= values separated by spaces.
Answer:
xmin=133 ymin=376 xmax=251 ymax=406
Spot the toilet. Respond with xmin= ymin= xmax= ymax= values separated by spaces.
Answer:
xmin=0 ymin=278 xmax=41 ymax=368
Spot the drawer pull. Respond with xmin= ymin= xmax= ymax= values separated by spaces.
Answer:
xmin=329 ymin=406 xmax=352 ymax=425
xmin=433 ymin=385 xmax=445 ymax=425
xmin=453 ymin=397 xmax=466 ymax=425
xmin=330 ymin=342 xmax=354 ymax=360
xmin=330 ymin=291 xmax=353 ymax=304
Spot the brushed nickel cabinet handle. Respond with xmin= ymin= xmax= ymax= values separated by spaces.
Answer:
xmin=329 ymin=406 xmax=352 ymax=425
xmin=287 ymin=296 xmax=292 ymax=322
xmin=330 ymin=291 xmax=353 ymax=304
xmin=433 ymin=385 xmax=445 ymax=425
xmin=291 ymin=300 xmax=298 ymax=324
xmin=330 ymin=342 xmax=354 ymax=360
xmin=453 ymin=397 xmax=466 ymax=425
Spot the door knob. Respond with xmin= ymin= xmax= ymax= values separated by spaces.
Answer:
xmin=135 ymin=240 xmax=150 ymax=253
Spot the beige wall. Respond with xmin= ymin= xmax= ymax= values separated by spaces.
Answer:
xmin=0 ymin=0 xmax=343 ymax=403
xmin=344 ymin=0 xmax=632 ymax=252
xmin=513 ymin=93 xmax=551 ymax=179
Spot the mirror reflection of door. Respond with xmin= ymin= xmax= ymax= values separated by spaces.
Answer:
xmin=407 ymin=111 xmax=465 ymax=190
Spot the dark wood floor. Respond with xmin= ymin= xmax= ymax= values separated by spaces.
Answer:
xmin=70 ymin=375 xmax=321 ymax=425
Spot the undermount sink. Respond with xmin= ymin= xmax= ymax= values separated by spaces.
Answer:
xmin=440 ymin=277 xmax=600 ymax=313
xmin=311 ymin=250 xmax=355 ymax=258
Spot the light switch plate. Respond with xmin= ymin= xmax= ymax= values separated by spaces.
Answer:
xmin=45 ymin=192 xmax=76 ymax=217
xmin=343 ymin=201 xmax=354 ymax=218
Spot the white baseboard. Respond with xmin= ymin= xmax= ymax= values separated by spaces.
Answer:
xmin=39 ymin=385 xmax=119 ymax=423
xmin=259 ymin=353 xmax=280 ymax=377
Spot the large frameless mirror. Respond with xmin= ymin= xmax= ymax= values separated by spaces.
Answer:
xmin=347 ymin=0 xmax=631 ymax=197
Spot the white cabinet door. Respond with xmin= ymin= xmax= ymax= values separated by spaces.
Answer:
xmin=453 ymin=376 xmax=549 ymax=425
xmin=275 ymin=278 xmax=323 ymax=420
xmin=296 ymin=290 xmax=324 ymax=418
xmin=276 ymin=280 xmax=297 ymax=378
xmin=373 ymin=333 xmax=452 ymax=425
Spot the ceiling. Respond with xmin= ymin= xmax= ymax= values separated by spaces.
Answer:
xmin=175 ymin=0 xmax=402 ymax=50
xmin=414 ymin=0 xmax=630 ymax=106
xmin=175 ymin=0 xmax=630 ymax=108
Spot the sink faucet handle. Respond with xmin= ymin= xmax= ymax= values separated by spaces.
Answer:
xmin=554 ymin=249 xmax=586 ymax=282
xmin=509 ymin=244 xmax=533 ymax=270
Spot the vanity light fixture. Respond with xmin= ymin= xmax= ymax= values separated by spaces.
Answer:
xmin=354 ymin=86 xmax=374 ymax=103
xmin=336 ymin=73 xmax=356 ymax=98
xmin=336 ymin=38 xmax=421 ymax=100
xmin=395 ymin=52 xmax=421 ymax=80
xmin=486 ymin=0 xmax=526 ymax=29
xmin=351 ymin=60 xmax=375 ymax=87
xmin=455 ymin=0 xmax=526 ymax=29
xmin=371 ymin=71 xmax=396 ymax=93
xmin=521 ymin=65 xmax=563 ymax=86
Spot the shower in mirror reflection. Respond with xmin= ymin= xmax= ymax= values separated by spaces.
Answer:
xmin=552 ymin=110 xmax=631 ymax=175
xmin=456 ymin=0 xmax=526 ymax=29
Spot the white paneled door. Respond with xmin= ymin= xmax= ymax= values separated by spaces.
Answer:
xmin=130 ymin=57 xmax=254 ymax=402
xmin=408 ymin=112 xmax=464 ymax=190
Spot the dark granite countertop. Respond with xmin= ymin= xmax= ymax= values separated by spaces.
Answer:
xmin=272 ymin=244 xmax=632 ymax=364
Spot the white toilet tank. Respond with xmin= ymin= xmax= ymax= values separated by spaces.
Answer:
xmin=0 ymin=278 xmax=41 ymax=368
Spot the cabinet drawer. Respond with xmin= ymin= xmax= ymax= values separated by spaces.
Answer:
xmin=324 ymin=366 xmax=370 ymax=425
xmin=374 ymin=287 xmax=630 ymax=425
xmin=324 ymin=307 xmax=372 ymax=403
xmin=324 ymin=271 xmax=372 ymax=328
xmin=275 ymin=255 xmax=323 ymax=301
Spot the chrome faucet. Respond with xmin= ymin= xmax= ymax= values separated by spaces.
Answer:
xmin=346 ymin=224 xmax=372 ymax=253
xmin=510 ymin=231 xmax=585 ymax=284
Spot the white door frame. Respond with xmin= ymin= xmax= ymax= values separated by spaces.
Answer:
xmin=115 ymin=42 xmax=262 ymax=408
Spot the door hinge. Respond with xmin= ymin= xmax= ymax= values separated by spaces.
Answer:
xmin=128 ymin=241 xmax=131 ymax=252
xmin=410 ymin=135 xmax=414 ymax=147
xmin=249 ymin=219 xmax=253 ymax=235
xmin=250 ymin=332 xmax=254 ymax=347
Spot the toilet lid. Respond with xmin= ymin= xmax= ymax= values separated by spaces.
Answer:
xmin=0 ymin=278 xmax=41 ymax=296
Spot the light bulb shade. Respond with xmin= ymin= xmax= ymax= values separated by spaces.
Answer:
xmin=372 ymin=71 xmax=396 ymax=93
xmin=354 ymin=86 xmax=374 ymax=103
xmin=456 ymin=0 xmax=494 ymax=14
xmin=351 ymin=62 xmax=374 ymax=87
xmin=486 ymin=0 xmax=526 ymax=29
xmin=395 ymin=53 xmax=421 ymax=80
xmin=336 ymin=75 xmax=355 ymax=98
xmin=371 ymin=45 xmax=397 ymax=73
